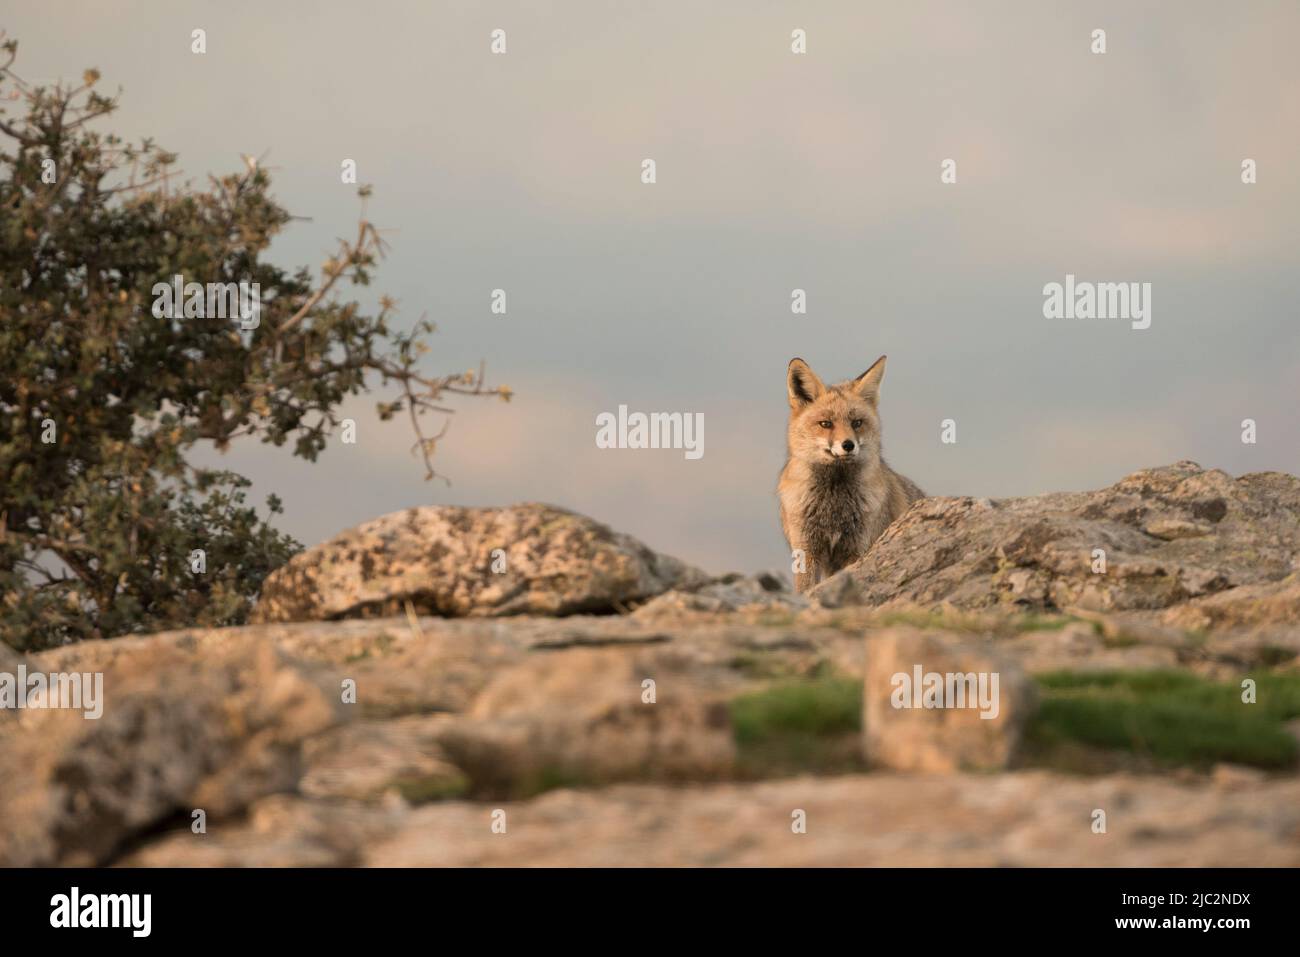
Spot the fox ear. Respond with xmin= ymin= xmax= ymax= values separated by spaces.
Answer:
xmin=853 ymin=355 xmax=887 ymax=399
xmin=787 ymin=358 xmax=826 ymax=409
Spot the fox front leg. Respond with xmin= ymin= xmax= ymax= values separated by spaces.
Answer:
xmin=791 ymin=548 xmax=821 ymax=594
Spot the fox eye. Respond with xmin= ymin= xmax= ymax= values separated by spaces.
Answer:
xmin=851 ymin=419 xmax=863 ymax=429
xmin=817 ymin=420 xmax=832 ymax=429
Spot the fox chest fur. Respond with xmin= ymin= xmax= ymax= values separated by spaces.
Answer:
xmin=779 ymin=458 xmax=900 ymax=583
xmin=796 ymin=462 xmax=880 ymax=571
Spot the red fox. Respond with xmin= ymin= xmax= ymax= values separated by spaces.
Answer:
xmin=777 ymin=356 xmax=924 ymax=593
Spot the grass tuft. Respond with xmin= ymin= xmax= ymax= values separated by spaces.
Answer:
xmin=729 ymin=668 xmax=1300 ymax=778
xmin=1026 ymin=670 xmax=1300 ymax=770
xmin=730 ymin=676 xmax=864 ymax=776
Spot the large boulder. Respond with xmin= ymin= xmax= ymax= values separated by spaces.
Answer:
xmin=813 ymin=462 xmax=1300 ymax=628
xmin=862 ymin=628 xmax=1036 ymax=772
xmin=251 ymin=503 xmax=709 ymax=623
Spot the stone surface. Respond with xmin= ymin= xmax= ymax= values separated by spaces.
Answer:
xmin=0 ymin=637 xmax=338 ymax=866
xmin=862 ymin=629 xmax=1037 ymax=772
xmin=3 ymin=601 xmax=1297 ymax=867
xmin=118 ymin=772 xmax=1300 ymax=867
xmin=0 ymin=612 xmax=850 ymax=865
xmin=299 ymin=716 xmax=466 ymax=803
xmin=812 ymin=461 xmax=1300 ymax=627
xmin=251 ymin=502 xmax=709 ymax=623
xmin=633 ymin=572 xmax=806 ymax=617
xmin=435 ymin=645 xmax=739 ymax=796
xmin=4 ymin=464 xmax=1300 ymax=868
xmin=1161 ymin=573 xmax=1300 ymax=633
xmin=6 ymin=602 xmax=1292 ymax=866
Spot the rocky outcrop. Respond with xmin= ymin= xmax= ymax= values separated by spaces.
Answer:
xmin=812 ymin=462 xmax=1300 ymax=631
xmin=251 ymin=503 xmax=709 ymax=623
xmin=2 ymin=603 xmax=1295 ymax=866
xmin=3 ymin=463 xmax=1299 ymax=867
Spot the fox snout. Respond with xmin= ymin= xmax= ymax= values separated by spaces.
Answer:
xmin=830 ymin=437 xmax=858 ymax=458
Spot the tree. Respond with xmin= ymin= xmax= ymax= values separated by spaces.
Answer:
xmin=0 ymin=37 xmax=510 ymax=650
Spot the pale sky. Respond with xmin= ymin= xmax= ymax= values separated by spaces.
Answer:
xmin=8 ymin=1 xmax=1298 ymax=573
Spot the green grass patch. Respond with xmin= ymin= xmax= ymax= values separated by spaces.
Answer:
xmin=754 ymin=609 xmax=799 ymax=628
xmin=730 ymin=676 xmax=864 ymax=776
xmin=727 ymin=652 xmax=799 ymax=680
xmin=728 ymin=669 xmax=1300 ymax=779
xmin=1098 ymin=630 xmax=1141 ymax=649
xmin=393 ymin=770 xmax=470 ymax=804
xmin=1025 ymin=670 xmax=1300 ymax=771
xmin=870 ymin=608 xmax=1099 ymax=638
xmin=875 ymin=608 xmax=989 ymax=632
xmin=1012 ymin=614 xmax=1097 ymax=634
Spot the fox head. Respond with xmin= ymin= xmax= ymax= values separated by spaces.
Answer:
xmin=785 ymin=356 xmax=888 ymax=468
